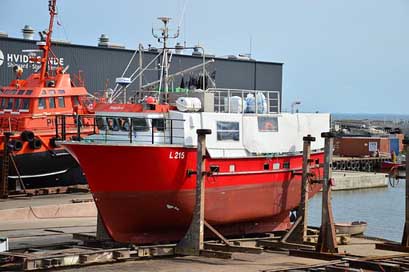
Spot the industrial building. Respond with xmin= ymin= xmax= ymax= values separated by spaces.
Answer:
xmin=0 ymin=31 xmax=283 ymax=105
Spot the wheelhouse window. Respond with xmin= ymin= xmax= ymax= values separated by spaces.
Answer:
xmin=96 ymin=117 xmax=106 ymax=130
xmin=14 ymin=98 xmax=21 ymax=110
xmin=10 ymin=90 xmax=17 ymax=95
xmin=119 ymin=118 xmax=130 ymax=131
xmin=49 ymin=97 xmax=56 ymax=108
xmin=6 ymin=98 xmax=13 ymax=109
xmin=58 ymin=90 xmax=65 ymax=94
xmin=17 ymin=90 xmax=25 ymax=95
xmin=217 ymin=121 xmax=240 ymax=141
xmin=257 ymin=116 xmax=278 ymax=132
xmin=72 ymin=96 xmax=80 ymax=106
xmin=132 ymin=118 xmax=149 ymax=132
xmin=41 ymin=90 xmax=47 ymax=95
xmin=1 ymin=98 xmax=7 ymax=109
xmin=106 ymin=118 xmax=119 ymax=131
xmin=21 ymin=99 xmax=30 ymax=110
xmin=152 ymin=119 xmax=165 ymax=132
xmin=25 ymin=90 xmax=33 ymax=95
xmin=38 ymin=98 xmax=46 ymax=109
xmin=58 ymin=97 xmax=65 ymax=108
xmin=49 ymin=90 xmax=56 ymax=95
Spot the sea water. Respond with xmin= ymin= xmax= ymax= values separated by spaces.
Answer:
xmin=308 ymin=181 xmax=405 ymax=242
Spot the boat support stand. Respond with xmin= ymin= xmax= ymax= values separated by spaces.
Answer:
xmin=175 ymin=129 xmax=262 ymax=259
xmin=376 ymin=137 xmax=409 ymax=253
xmin=262 ymin=132 xmax=340 ymax=257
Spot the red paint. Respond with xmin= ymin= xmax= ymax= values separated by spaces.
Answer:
xmin=64 ymin=143 xmax=324 ymax=244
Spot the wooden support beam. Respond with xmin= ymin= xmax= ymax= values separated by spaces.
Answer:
xmin=286 ymin=135 xmax=315 ymax=244
xmin=376 ymin=242 xmax=409 ymax=253
xmin=316 ymin=132 xmax=338 ymax=253
xmin=289 ymin=248 xmax=345 ymax=261
xmin=345 ymin=258 xmax=400 ymax=272
xmin=176 ymin=129 xmax=214 ymax=257
xmin=204 ymin=243 xmax=262 ymax=254
xmin=257 ymin=240 xmax=315 ymax=251
xmin=402 ymin=138 xmax=409 ymax=246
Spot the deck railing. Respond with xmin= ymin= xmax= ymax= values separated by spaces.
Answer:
xmin=207 ymin=88 xmax=280 ymax=114
xmin=54 ymin=114 xmax=185 ymax=145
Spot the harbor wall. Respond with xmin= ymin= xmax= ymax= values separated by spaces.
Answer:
xmin=332 ymin=171 xmax=388 ymax=191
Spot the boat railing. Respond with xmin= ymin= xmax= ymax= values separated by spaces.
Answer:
xmin=54 ymin=114 xmax=185 ymax=145
xmin=207 ymin=88 xmax=280 ymax=114
xmin=129 ymin=88 xmax=280 ymax=114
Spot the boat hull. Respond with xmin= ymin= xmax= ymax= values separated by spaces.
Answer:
xmin=2 ymin=149 xmax=87 ymax=190
xmin=64 ymin=143 xmax=324 ymax=244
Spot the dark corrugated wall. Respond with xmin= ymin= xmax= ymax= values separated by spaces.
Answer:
xmin=0 ymin=37 xmax=282 ymax=101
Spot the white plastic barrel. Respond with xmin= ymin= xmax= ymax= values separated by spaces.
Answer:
xmin=176 ymin=97 xmax=202 ymax=112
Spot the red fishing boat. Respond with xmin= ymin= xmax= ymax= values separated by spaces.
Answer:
xmin=62 ymin=18 xmax=330 ymax=244
xmin=0 ymin=0 xmax=94 ymax=191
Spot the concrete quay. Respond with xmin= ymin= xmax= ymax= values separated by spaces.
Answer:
xmin=332 ymin=171 xmax=388 ymax=191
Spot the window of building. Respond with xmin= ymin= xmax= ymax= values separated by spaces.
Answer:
xmin=41 ymin=90 xmax=47 ymax=95
xmin=132 ymin=118 xmax=149 ymax=132
xmin=58 ymin=97 xmax=65 ymax=108
xmin=152 ymin=119 xmax=165 ymax=131
xmin=10 ymin=90 xmax=17 ymax=95
xmin=257 ymin=116 xmax=278 ymax=132
xmin=21 ymin=99 xmax=30 ymax=110
xmin=49 ymin=90 xmax=56 ymax=95
xmin=25 ymin=90 xmax=33 ymax=95
xmin=216 ymin=121 xmax=240 ymax=141
xmin=38 ymin=98 xmax=46 ymax=109
xmin=58 ymin=90 xmax=65 ymax=94
xmin=17 ymin=90 xmax=25 ymax=95
xmin=49 ymin=97 xmax=56 ymax=108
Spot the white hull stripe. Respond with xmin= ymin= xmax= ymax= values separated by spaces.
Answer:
xmin=8 ymin=169 xmax=69 ymax=179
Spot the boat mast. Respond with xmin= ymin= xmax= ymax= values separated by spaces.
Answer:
xmin=39 ymin=0 xmax=57 ymax=83
xmin=152 ymin=17 xmax=179 ymax=96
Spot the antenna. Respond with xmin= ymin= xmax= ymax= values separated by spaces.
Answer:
xmin=39 ymin=0 xmax=58 ymax=82
xmin=152 ymin=17 xmax=180 ymax=95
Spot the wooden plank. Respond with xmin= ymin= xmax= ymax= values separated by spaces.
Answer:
xmin=376 ymin=242 xmax=409 ymax=253
xmin=204 ymin=243 xmax=262 ymax=254
xmin=257 ymin=240 xmax=315 ymax=251
xmin=346 ymin=259 xmax=400 ymax=272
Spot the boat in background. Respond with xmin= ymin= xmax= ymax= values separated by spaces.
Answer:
xmin=61 ymin=17 xmax=330 ymax=244
xmin=0 ymin=0 xmax=94 ymax=191
xmin=335 ymin=221 xmax=367 ymax=236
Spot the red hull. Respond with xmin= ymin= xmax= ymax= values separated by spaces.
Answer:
xmin=64 ymin=143 xmax=323 ymax=244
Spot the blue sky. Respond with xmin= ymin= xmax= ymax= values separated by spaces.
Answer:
xmin=1 ymin=0 xmax=408 ymax=113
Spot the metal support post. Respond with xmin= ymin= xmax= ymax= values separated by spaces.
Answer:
xmin=96 ymin=213 xmax=111 ymax=241
xmin=0 ymin=132 xmax=13 ymax=198
xmin=402 ymin=138 xmax=409 ymax=246
xmin=286 ymin=135 xmax=316 ymax=244
xmin=176 ymin=129 xmax=212 ymax=256
xmin=316 ymin=132 xmax=338 ymax=253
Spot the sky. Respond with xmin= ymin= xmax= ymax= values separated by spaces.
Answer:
xmin=1 ymin=0 xmax=408 ymax=114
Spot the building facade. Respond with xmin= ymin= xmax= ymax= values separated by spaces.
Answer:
xmin=0 ymin=36 xmax=283 ymax=104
